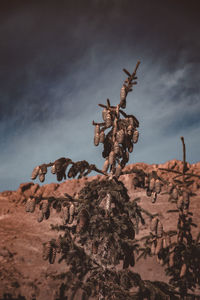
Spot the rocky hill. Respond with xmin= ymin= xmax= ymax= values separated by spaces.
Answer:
xmin=0 ymin=160 xmax=200 ymax=299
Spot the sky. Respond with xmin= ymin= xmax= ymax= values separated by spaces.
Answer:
xmin=0 ymin=0 xmax=200 ymax=191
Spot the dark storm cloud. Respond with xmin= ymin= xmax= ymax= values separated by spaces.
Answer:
xmin=0 ymin=0 xmax=200 ymax=191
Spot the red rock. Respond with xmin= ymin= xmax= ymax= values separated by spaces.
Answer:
xmin=18 ymin=182 xmax=34 ymax=193
xmin=42 ymin=183 xmax=59 ymax=198
xmin=34 ymin=185 xmax=45 ymax=198
xmin=30 ymin=184 xmax=40 ymax=195
xmin=0 ymin=190 xmax=13 ymax=197
xmin=7 ymin=191 xmax=22 ymax=203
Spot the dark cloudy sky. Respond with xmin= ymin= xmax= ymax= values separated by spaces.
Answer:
xmin=0 ymin=0 xmax=200 ymax=191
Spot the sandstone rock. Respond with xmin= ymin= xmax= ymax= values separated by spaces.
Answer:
xmin=34 ymin=185 xmax=45 ymax=198
xmin=18 ymin=182 xmax=34 ymax=194
xmin=23 ymin=189 xmax=34 ymax=200
xmin=57 ymin=177 xmax=88 ymax=196
xmin=42 ymin=183 xmax=59 ymax=198
xmin=7 ymin=191 xmax=22 ymax=203
xmin=0 ymin=190 xmax=13 ymax=197
xmin=30 ymin=184 xmax=40 ymax=195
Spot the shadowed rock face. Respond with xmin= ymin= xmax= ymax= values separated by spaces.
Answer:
xmin=0 ymin=160 xmax=200 ymax=299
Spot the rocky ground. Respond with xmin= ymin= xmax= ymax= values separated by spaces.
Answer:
xmin=0 ymin=159 xmax=200 ymax=299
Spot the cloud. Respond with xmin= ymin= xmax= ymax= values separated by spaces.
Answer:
xmin=0 ymin=1 xmax=199 ymax=191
